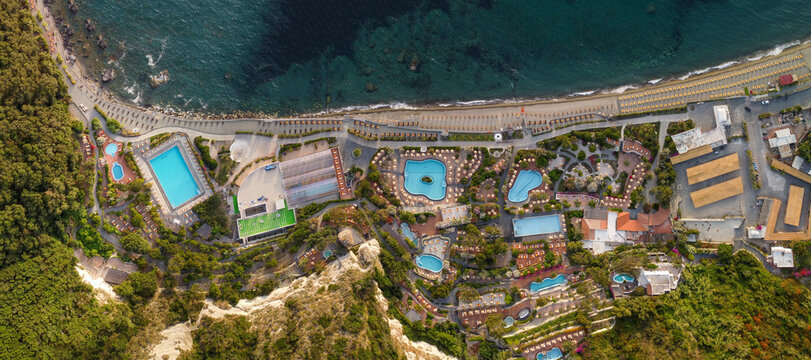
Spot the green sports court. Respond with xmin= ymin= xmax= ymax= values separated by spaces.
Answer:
xmin=237 ymin=202 xmax=296 ymax=238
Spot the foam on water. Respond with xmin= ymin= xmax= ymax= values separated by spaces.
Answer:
xmin=66 ymin=0 xmax=811 ymax=115
xmin=146 ymin=38 xmax=168 ymax=67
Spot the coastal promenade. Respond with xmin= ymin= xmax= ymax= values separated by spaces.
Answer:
xmin=33 ymin=0 xmax=811 ymax=139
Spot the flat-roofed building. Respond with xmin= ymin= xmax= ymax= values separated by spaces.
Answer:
xmin=713 ymin=105 xmax=731 ymax=127
xmin=637 ymin=263 xmax=682 ymax=296
xmin=768 ymin=128 xmax=797 ymax=159
xmin=671 ymin=108 xmax=730 ymax=155
xmin=768 ymin=247 xmax=794 ymax=268
xmin=685 ymin=153 xmax=739 ymax=185
xmin=689 ymin=177 xmax=744 ymax=208
xmin=785 ymin=185 xmax=805 ymax=227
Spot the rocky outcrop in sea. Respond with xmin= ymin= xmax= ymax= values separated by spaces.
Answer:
xmin=149 ymin=70 xmax=170 ymax=88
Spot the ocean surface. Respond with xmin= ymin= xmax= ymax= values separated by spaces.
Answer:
xmin=55 ymin=0 xmax=811 ymax=116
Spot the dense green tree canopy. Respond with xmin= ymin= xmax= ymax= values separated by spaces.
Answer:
xmin=583 ymin=252 xmax=811 ymax=359
xmin=0 ymin=1 xmax=139 ymax=358
xmin=120 ymin=232 xmax=150 ymax=254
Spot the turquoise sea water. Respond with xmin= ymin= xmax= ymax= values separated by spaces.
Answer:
xmin=58 ymin=0 xmax=811 ymax=115
xmin=149 ymin=146 xmax=200 ymax=208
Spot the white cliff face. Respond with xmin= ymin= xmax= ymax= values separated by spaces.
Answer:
xmin=388 ymin=318 xmax=457 ymax=360
xmin=74 ymin=265 xmax=119 ymax=304
xmin=150 ymin=240 xmax=452 ymax=360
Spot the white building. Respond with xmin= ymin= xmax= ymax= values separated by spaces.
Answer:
xmin=671 ymin=105 xmax=730 ymax=154
xmin=747 ymin=226 xmax=766 ymax=239
xmin=713 ymin=105 xmax=731 ymax=127
xmin=768 ymin=246 xmax=794 ymax=268
xmin=768 ymin=128 xmax=797 ymax=159
xmin=637 ymin=263 xmax=682 ymax=296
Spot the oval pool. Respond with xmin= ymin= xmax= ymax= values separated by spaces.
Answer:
xmin=508 ymin=170 xmax=543 ymax=203
xmin=613 ymin=273 xmax=634 ymax=283
xmin=503 ymin=316 xmax=515 ymax=327
xmin=415 ymin=254 xmax=443 ymax=273
xmin=404 ymin=159 xmax=446 ymax=201
xmin=105 ymin=143 xmax=118 ymax=156
xmin=529 ymin=274 xmax=567 ymax=293
xmin=111 ymin=162 xmax=124 ymax=181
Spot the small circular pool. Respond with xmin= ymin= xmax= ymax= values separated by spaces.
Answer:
xmin=323 ymin=249 xmax=333 ymax=259
xmin=415 ymin=254 xmax=443 ymax=273
xmin=111 ymin=162 xmax=124 ymax=181
xmin=105 ymin=143 xmax=118 ymax=156
xmin=503 ymin=316 xmax=515 ymax=327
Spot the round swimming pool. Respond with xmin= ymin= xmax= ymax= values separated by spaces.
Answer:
xmin=508 ymin=170 xmax=543 ymax=202
xmin=111 ymin=162 xmax=124 ymax=181
xmin=105 ymin=143 xmax=118 ymax=156
xmin=415 ymin=254 xmax=443 ymax=273
xmin=613 ymin=273 xmax=634 ymax=283
xmin=403 ymin=159 xmax=446 ymax=201
xmin=503 ymin=316 xmax=515 ymax=327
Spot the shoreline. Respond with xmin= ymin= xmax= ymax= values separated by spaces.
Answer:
xmin=313 ymin=38 xmax=811 ymax=118
xmin=39 ymin=0 xmax=811 ymax=121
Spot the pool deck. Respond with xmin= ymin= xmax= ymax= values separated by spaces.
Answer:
xmin=97 ymin=132 xmax=135 ymax=185
xmin=134 ymin=134 xmax=213 ymax=223
xmin=372 ymin=148 xmax=484 ymax=210
xmin=414 ymin=235 xmax=450 ymax=280
xmin=505 ymin=163 xmax=551 ymax=206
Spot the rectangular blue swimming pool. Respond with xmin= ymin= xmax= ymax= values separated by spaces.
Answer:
xmin=149 ymin=146 xmax=201 ymax=208
xmin=513 ymin=215 xmax=561 ymax=237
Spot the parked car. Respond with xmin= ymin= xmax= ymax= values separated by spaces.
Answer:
xmin=762 ymin=100 xmax=770 ymax=105
xmin=264 ymin=164 xmax=276 ymax=171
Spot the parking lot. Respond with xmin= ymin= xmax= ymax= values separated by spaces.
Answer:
xmin=674 ymin=138 xmax=754 ymax=219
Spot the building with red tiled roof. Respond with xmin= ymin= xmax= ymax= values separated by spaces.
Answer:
xmin=779 ymin=74 xmax=797 ymax=86
xmin=582 ymin=208 xmax=672 ymax=254
xmin=622 ymin=139 xmax=652 ymax=160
